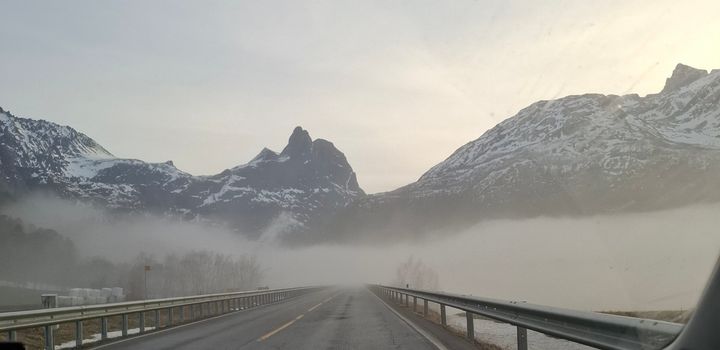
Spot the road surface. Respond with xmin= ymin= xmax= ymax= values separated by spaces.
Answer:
xmin=93 ymin=287 xmax=466 ymax=350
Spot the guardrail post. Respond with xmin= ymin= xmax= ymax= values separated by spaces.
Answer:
xmin=441 ymin=304 xmax=447 ymax=326
xmin=75 ymin=320 xmax=83 ymax=348
xmin=180 ymin=306 xmax=185 ymax=322
xmin=405 ymin=294 xmax=409 ymax=307
xmin=423 ymin=299 xmax=428 ymax=317
xmin=122 ymin=314 xmax=129 ymax=337
xmin=466 ymin=312 xmax=475 ymax=342
xmin=8 ymin=331 xmax=17 ymax=342
xmin=168 ymin=307 xmax=174 ymax=326
xmin=413 ymin=296 xmax=417 ymax=313
xmin=517 ymin=327 xmax=528 ymax=350
xmin=191 ymin=304 xmax=196 ymax=320
xmin=101 ymin=317 xmax=108 ymax=340
xmin=154 ymin=309 xmax=160 ymax=329
xmin=139 ymin=312 xmax=145 ymax=333
xmin=44 ymin=325 xmax=54 ymax=350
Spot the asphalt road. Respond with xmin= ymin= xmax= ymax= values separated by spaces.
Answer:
xmin=92 ymin=287 xmax=448 ymax=350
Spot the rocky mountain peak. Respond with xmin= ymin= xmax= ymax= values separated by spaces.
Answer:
xmin=281 ymin=126 xmax=313 ymax=157
xmin=250 ymin=147 xmax=278 ymax=162
xmin=661 ymin=63 xmax=709 ymax=93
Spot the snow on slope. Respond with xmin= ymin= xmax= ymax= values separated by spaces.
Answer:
xmin=335 ymin=64 xmax=720 ymax=239
xmin=0 ymin=109 xmax=363 ymax=236
xmin=415 ymin=64 xmax=720 ymax=197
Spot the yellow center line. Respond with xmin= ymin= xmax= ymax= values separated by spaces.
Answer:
xmin=256 ymin=293 xmax=339 ymax=342
xmin=257 ymin=314 xmax=304 ymax=342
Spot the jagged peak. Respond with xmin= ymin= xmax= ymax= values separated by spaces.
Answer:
xmin=280 ymin=126 xmax=313 ymax=157
xmin=250 ymin=147 xmax=278 ymax=162
xmin=661 ymin=63 xmax=709 ymax=93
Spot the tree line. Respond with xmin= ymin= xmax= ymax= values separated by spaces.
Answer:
xmin=0 ymin=215 xmax=263 ymax=300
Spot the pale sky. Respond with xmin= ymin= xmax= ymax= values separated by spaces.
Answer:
xmin=1 ymin=1 xmax=719 ymax=193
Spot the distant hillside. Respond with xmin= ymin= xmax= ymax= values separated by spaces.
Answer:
xmin=323 ymin=64 xmax=720 ymax=242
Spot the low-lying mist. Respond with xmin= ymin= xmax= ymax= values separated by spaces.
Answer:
xmin=3 ymin=194 xmax=719 ymax=312
xmin=3 ymin=194 xmax=258 ymax=261
xmin=261 ymin=205 xmax=720 ymax=311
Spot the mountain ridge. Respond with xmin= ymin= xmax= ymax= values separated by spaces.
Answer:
xmin=320 ymin=63 xmax=720 ymax=242
xmin=0 ymin=109 xmax=364 ymax=237
xmin=2 ymin=63 xmax=720 ymax=243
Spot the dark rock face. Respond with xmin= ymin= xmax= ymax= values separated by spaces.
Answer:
xmin=661 ymin=63 xmax=709 ymax=93
xmin=183 ymin=127 xmax=364 ymax=237
xmin=0 ymin=108 xmax=364 ymax=238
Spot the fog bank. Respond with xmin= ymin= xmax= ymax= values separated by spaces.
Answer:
xmin=261 ymin=204 xmax=720 ymax=311
xmin=4 ymin=194 xmax=719 ymax=311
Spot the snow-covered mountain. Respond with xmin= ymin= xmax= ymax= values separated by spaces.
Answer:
xmin=0 ymin=109 xmax=363 ymax=237
xmin=329 ymin=64 xmax=720 ymax=239
xmin=3 ymin=63 xmax=720 ymax=243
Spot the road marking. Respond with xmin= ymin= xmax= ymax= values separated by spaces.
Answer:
xmin=257 ymin=292 xmax=337 ymax=342
xmin=257 ymin=314 xmax=304 ymax=342
xmin=308 ymin=302 xmax=323 ymax=312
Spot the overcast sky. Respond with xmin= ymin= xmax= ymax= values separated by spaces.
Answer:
xmin=1 ymin=1 xmax=719 ymax=193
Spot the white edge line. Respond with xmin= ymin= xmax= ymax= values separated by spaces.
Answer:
xmin=370 ymin=289 xmax=449 ymax=350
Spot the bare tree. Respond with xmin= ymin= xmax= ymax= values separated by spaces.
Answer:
xmin=394 ymin=256 xmax=439 ymax=291
xmin=126 ymin=251 xmax=263 ymax=299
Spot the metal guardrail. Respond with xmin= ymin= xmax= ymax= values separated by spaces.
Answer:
xmin=0 ymin=286 xmax=320 ymax=350
xmin=372 ymin=285 xmax=684 ymax=350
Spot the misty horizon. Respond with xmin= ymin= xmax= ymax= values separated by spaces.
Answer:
xmin=2 ymin=2 xmax=719 ymax=349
